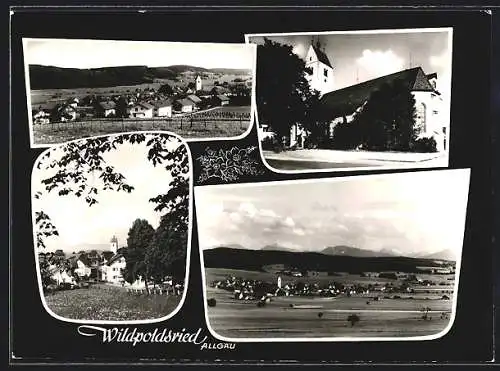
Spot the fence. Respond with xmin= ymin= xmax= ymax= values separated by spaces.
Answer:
xmin=34 ymin=113 xmax=251 ymax=136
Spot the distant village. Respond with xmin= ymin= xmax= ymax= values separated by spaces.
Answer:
xmin=32 ymin=74 xmax=252 ymax=124
xmin=39 ymin=235 xmax=183 ymax=295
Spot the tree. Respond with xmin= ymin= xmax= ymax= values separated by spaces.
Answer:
xmin=347 ymin=314 xmax=360 ymax=327
xmin=158 ymin=83 xmax=173 ymax=96
xmin=255 ymin=38 xmax=314 ymax=143
xmin=187 ymin=82 xmax=196 ymax=90
xmin=115 ymin=96 xmax=129 ymax=118
xmin=123 ymin=219 xmax=155 ymax=293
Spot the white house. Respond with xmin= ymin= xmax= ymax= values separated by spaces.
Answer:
xmin=128 ymin=102 xmax=154 ymax=118
xmin=174 ymin=99 xmax=194 ymax=114
xmin=74 ymin=259 xmax=91 ymax=278
xmin=304 ymin=40 xmax=335 ymax=96
xmin=50 ymin=266 xmax=76 ymax=285
xmin=102 ymin=254 xmax=126 ymax=284
xmin=187 ymin=94 xmax=202 ymax=108
xmin=153 ymin=99 xmax=173 ymax=117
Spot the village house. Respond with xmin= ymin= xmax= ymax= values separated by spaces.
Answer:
xmin=174 ymin=99 xmax=194 ymax=113
xmin=214 ymin=95 xmax=230 ymax=106
xmin=97 ymin=101 xmax=116 ymax=117
xmin=153 ymin=99 xmax=173 ymax=117
xmin=101 ymin=254 xmax=126 ymax=284
xmin=128 ymin=102 xmax=154 ymax=118
xmin=187 ymin=94 xmax=202 ymax=108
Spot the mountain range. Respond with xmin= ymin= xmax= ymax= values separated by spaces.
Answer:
xmin=28 ymin=64 xmax=252 ymax=90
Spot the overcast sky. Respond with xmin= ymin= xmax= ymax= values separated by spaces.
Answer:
xmin=23 ymin=38 xmax=256 ymax=70
xmin=32 ymin=135 xmax=186 ymax=253
xmin=247 ymin=28 xmax=452 ymax=102
xmin=195 ymin=169 xmax=469 ymax=257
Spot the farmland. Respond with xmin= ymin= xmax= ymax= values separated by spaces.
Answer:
xmin=44 ymin=283 xmax=182 ymax=321
xmin=204 ymin=268 xmax=455 ymax=339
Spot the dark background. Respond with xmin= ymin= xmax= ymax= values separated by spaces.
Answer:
xmin=10 ymin=8 xmax=494 ymax=364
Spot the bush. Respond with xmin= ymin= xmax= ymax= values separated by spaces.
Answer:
xmin=347 ymin=314 xmax=360 ymax=327
xmin=412 ymin=137 xmax=437 ymax=153
xmin=207 ymin=298 xmax=217 ymax=307
xmin=261 ymin=136 xmax=282 ymax=152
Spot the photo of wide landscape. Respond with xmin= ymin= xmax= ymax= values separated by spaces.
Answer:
xmin=24 ymin=39 xmax=255 ymax=146
xmin=195 ymin=170 xmax=470 ymax=339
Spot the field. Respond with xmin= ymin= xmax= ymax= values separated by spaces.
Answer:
xmin=204 ymin=268 xmax=455 ymax=339
xmin=32 ymin=106 xmax=252 ymax=145
xmin=44 ymin=284 xmax=182 ymax=321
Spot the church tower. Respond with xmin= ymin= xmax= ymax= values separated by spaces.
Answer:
xmin=305 ymin=37 xmax=335 ymax=96
xmin=195 ymin=75 xmax=202 ymax=91
xmin=110 ymin=235 xmax=118 ymax=255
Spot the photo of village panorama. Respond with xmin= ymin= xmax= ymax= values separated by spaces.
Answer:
xmin=23 ymin=39 xmax=256 ymax=147
xmin=33 ymin=132 xmax=190 ymax=322
xmin=246 ymin=28 xmax=452 ymax=171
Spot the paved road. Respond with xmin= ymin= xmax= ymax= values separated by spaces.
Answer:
xmin=266 ymin=159 xmax=380 ymax=170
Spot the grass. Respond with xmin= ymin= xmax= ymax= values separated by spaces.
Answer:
xmin=44 ymin=284 xmax=182 ymax=321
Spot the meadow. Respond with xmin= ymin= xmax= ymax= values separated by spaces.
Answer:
xmin=32 ymin=106 xmax=252 ymax=145
xmin=204 ymin=268 xmax=455 ymax=339
xmin=44 ymin=284 xmax=182 ymax=321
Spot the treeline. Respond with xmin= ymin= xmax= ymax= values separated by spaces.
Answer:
xmin=123 ymin=211 xmax=188 ymax=294
xmin=203 ymin=247 xmax=445 ymax=274
xmin=29 ymin=65 xmax=171 ymax=90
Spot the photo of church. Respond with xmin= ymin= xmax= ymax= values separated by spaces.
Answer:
xmin=246 ymin=28 xmax=452 ymax=171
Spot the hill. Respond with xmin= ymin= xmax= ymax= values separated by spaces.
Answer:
xmin=261 ymin=244 xmax=294 ymax=252
xmin=28 ymin=64 xmax=252 ymax=90
xmin=321 ymin=245 xmax=396 ymax=258
xmin=203 ymin=247 xmax=448 ymax=274
xmin=421 ymin=249 xmax=457 ymax=261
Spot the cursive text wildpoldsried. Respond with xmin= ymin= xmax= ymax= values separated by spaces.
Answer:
xmin=78 ymin=326 xmax=208 ymax=347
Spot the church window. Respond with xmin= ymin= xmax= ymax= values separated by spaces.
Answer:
xmin=324 ymin=68 xmax=328 ymax=77
xmin=416 ymin=103 xmax=427 ymax=133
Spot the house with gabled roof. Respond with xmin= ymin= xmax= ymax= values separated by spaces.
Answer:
xmin=97 ymin=101 xmax=116 ymax=117
xmin=153 ymin=99 xmax=173 ymax=117
xmin=128 ymin=102 xmax=154 ymax=118
xmin=187 ymin=94 xmax=202 ymax=107
xmin=174 ymin=99 xmax=194 ymax=114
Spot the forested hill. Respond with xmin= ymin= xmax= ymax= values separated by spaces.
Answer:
xmin=28 ymin=64 xmax=251 ymax=90
xmin=203 ymin=247 xmax=449 ymax=274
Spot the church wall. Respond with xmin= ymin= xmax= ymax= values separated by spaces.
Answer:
xmin=412 ymin=91 xmax=446 ymax=151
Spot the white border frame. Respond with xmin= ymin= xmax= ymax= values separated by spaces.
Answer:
xmin=195 ymin=168 xmax=470 ymax=342
xmin=244 ymin=27 xmax=454 ymax=174
xmin=22 ymin=38 xmax=258 ymax=149
xmin=31 ymin=130 xmax=194 ymax=325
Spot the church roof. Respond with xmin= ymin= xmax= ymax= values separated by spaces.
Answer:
xmin=320 ymin=67 xmax=436 ymax=117
xmin=110 ymin=235 xmax=118 ymax=243
xmin=312 ymin=45 xmax=333 ymax=69
xmin=107 ymin=253 xmax=124 ymax=266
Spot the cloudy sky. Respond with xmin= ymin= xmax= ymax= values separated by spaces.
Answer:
xmin=247 ymin=28 xmax=452 ymax=101
xmin=23 ymin=38 xmax=256 ymax=70
xmin=195 ymin=169 xmax=469 ymax=257
xmin=32 ymin=134 xmax=186 ymax=253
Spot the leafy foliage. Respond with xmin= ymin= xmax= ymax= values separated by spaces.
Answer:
xmin=34 ymin=133 xmax=190 ymax=255
xmin=256 ymin=38 xmax=319 ymax=143
xmin=123 ymin=219 xmax=156 ymax=286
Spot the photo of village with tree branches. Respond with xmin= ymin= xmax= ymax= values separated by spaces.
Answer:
xmin=247 ymin=29 xmax=452 ymax=171
xmin=33 ymin=132 xmax=190 ymax=321
xmin=24 ymin=39 xmax=255 ymax=147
